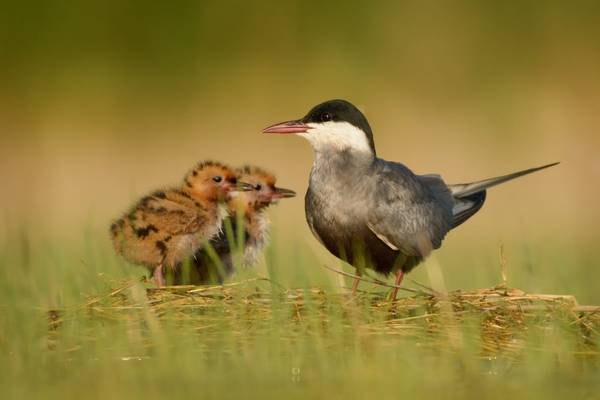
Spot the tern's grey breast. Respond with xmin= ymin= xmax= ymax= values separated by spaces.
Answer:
xmin=304 ymin=154 xmax=403 ymax=274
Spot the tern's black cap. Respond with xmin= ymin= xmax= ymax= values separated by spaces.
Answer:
xmin=301 ymin=99 xmax=376 ymax=154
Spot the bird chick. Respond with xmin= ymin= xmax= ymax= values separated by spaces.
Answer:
xmin=110 ymin=161 xmax=242 ymax=286
xmin=191 ymin=166 xmax=295 ymax=284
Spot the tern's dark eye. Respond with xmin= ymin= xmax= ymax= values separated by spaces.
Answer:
xmin=321 ymin=112 xmax=332 ymax=122
xmin=254 ymin=184 xmax=262 ymax=191
xmin=212 ymin=176 xmax=222 ymax=183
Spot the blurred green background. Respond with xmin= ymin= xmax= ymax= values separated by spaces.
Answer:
xmin=1 ymin=0 xmax=599 ymax=299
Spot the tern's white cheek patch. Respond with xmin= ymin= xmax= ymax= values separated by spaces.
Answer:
xmin=299 ymin=121 xmax=371 ymax=153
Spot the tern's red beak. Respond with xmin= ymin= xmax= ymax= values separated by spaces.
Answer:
xmin=262 ymin=120 xmax=310 ymax=134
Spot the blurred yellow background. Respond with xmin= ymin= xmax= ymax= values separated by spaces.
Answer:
xmin=1 ymin=1 xmax=599 ymax=295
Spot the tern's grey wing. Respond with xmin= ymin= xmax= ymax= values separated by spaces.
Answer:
xmin=367 ymin=162 xmax=454 ymax=257
xmin=445 ymin=162 xmax=558 ymax=228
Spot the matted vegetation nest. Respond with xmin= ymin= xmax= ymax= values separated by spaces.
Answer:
xmin=48 ymin=275 xmax=600 ymax=362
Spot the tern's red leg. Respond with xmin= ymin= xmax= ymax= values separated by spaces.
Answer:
xmin=153 ymin=264 xmax=165 ymax=287
xmin=351 ymin=276 xmax=360 ymax=295
xmin=389 ymin=269 xmax=405 ymax=301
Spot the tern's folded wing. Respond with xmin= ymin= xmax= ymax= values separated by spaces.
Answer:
xmin=367 ymin=163 xmax=454 ymax=257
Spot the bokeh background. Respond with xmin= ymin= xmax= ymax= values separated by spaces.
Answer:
xmin=1 ymin=0 xmax=599 ymax=300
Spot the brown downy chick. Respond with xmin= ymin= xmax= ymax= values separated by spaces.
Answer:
xmin=110 ymin=161 xmax=243 ymax=286
xmin=192 ymin=166 xmax=295 ymax=284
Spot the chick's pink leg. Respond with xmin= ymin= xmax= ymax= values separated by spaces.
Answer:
xmin=153 ymin=264 xmax=165 ymax=287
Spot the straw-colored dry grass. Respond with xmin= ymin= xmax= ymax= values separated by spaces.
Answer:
xmin=47 ymin=274 xmax=599 ymax=364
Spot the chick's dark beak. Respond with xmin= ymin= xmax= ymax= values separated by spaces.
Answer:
xmin=236 ymin=181 xmax=255 ymax=192
xmin=262 ymin=120 xmax=309 ymax=134
xmin=271 ymin=187 xmax=296 ymax=200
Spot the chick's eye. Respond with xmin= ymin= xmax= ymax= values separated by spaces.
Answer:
xmin=321 ymin=112 xmax=332 ymax=122
xmin=212 ymin=176 xmax=222 ymax=183
xmin=254 ymin=184 xmax=262 ymax=191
